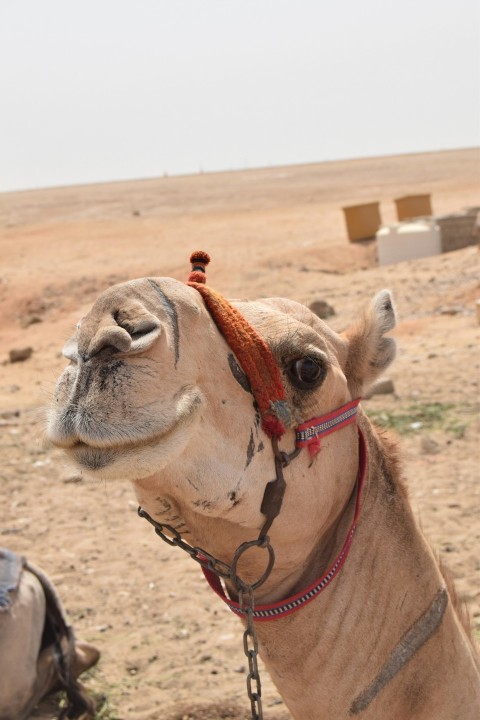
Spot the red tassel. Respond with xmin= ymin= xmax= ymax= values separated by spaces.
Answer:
xmin=187 ymin=251 xmax=210 ymax=284
xmin=190 ymin=251 xmax=210 ymax=265
xmin=308 ymin=437 xmax=321 ymax=458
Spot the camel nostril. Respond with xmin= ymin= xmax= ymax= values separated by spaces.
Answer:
xmin=126 ymin=321 xmax=159 ymax=341
xmin=111 ymin=308 xmax=162 ymax=347
xmin=82 ymin=308 xmax=163 ymax=359
xmin=87 ymin=326 xmax=132 ymax=358
xmin=129 ymin=322 xmax=162 ymax=351
xmin=112 ymin=317 xmax=161 ymax=351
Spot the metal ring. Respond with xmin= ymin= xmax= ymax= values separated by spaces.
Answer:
xmin=230 ymin=538 xmax=275 ymax=592
xmin=271 ymin=438 xmax=301 ymax=467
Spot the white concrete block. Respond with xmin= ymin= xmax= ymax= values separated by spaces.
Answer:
xmin=376 ymin=221 xmax=442 ymax=266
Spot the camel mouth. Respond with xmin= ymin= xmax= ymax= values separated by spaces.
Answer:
xmin=71 ymin=418 xmax=182 ymax=450
xmin=51 ymin=388 xmax=205 ymax=475
xmin=69 ymin=424 xmax=179 ymax=453
xmin=67 ymin=413 xmax=196 ymax=474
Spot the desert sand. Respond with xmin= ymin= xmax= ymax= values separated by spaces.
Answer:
xmin=0 ymin=148 xmax=479 ymax=719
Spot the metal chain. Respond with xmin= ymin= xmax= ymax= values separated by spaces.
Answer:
xmin=138 ymin=439 xmax=300 ymax=720
xmin=239 ymin=586 xmax=263 ymax=720
xmin=138 ymin=507 xmax=268 ymax=720
xmin=137 ymin=509 xmax=232 ymax=580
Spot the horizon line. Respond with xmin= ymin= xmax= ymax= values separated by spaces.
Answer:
xmin=1 ymin=145 xmax=478 ymax=198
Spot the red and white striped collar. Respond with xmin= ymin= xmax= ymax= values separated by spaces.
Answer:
xmin=202 ymin=401 xmax=366 ymax=621
xmin=296 ymin=397 xmax=360 ymax=457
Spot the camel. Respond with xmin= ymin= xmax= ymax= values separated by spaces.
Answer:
xmin=47 ymin=252 xmax=480 ymax=719
xmin=0 ymin=548 xmax=99 ymax=720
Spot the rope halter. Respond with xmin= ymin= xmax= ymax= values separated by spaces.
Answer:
xmin=141 ymin=252 xmax=364 ymax=618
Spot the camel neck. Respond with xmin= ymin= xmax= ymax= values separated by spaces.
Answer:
xmin=252 ymin=423 xmax=480 ymax=718
xmin=202 ymin=429 xmax=366 ymax=620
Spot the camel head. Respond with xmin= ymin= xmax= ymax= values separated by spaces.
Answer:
xmin=47 ymin=261 xmax=396 ymax=590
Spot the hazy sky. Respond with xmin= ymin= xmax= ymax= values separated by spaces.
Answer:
xmin=1 ymin=0 xmax=479 ymax=192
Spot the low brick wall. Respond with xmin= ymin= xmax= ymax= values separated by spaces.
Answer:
xmin=435 ymin=208 xmax=479 ymax=253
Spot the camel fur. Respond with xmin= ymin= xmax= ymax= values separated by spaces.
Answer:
xmin=0 ymin=550 xmax=99 ymax=720
xmin=47 ymin=276 xmax=480 ymax=719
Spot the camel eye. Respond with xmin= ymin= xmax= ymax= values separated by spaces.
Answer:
xmin=287 ymin=357 xmax=326 ymax=390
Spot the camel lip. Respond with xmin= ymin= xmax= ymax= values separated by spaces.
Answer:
xmin=67 ymin=424 xmax=180 ymax=472
xmin=49 ymin=387 xmax=204 ymax=465
xmin=50 ymin=428 xmax=169 ymax=453
xmin=67 ymin=421 xmax=182 ymax=454
xmin=60 ymin=404 xmax=202 ymax=472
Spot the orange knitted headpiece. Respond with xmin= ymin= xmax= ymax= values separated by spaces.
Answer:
xmin=187 ymin=251 xmax=291 ymax=438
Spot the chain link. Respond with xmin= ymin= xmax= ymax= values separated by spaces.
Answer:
xmin=239 ymin=588 xmax=263 ymax=720
xmin=137 ymin=509 xmax=231 ymax=579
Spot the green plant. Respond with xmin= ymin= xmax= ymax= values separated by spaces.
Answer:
xmin=94 ymin=695 xmax=119 ymax=720
xmin=367 ymin=402 xmax=470 ymax=437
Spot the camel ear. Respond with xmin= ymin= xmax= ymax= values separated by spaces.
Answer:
xmin=342 ymin=290 xmax=396 ymax=396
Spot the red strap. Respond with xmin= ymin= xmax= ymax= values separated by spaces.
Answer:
xmin=202 ymin=429 xmax=367 ymax=621
xmin=296 ymin=398 xmax=361 ymax=457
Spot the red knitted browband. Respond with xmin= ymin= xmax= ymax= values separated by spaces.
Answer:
xmin=187 ymin=251 xmax=292 ymax=438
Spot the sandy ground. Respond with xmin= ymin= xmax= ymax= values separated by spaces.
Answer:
xmin=0 ymin=148 xmax=479 ymax=719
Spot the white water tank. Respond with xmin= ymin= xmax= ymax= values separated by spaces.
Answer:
xmin=376 ymin=220 xmax=441 ymax=266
